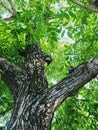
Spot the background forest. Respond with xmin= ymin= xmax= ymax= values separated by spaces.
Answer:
xmin=0 ymin=0 xmax=98 ymax=130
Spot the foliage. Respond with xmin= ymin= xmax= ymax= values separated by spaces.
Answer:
xmin=0 ymin=0 xmax=98 ymax=129
xmin=52 ymin=79 xmax=98 ymax=130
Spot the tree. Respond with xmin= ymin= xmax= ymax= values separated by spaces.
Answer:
xmin=0 ymin=0 xmax=98 ymax=130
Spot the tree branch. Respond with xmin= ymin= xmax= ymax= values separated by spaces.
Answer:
xmin=70 ymin=0 xmax=98 ymax=13
xmin=0 ymin=57 xmax=21 ymax=101
xmin=47 ymin=55 xmax=98 ymax=110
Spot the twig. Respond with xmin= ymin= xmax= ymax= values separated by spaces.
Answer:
xmin=70 ymin=0 xmax=98 ymax=13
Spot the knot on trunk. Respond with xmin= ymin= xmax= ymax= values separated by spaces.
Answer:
xmin=18 ymin=44 xmax=52 ymax=94
xmin=18 ymin=44 xmax=52 ymax=65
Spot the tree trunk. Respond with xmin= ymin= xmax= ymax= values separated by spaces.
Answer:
xmin=0 ymin=44 xmax=98 ymax=130
xmin=7 ymin=93 xmax=54 ymax=130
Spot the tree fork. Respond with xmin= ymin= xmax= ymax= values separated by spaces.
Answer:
xmin=0 ymin=44 xmax=98 ymax=130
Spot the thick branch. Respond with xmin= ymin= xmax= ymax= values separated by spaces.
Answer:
xmin=47 ymin=55 xmax=98 ymax=110
xmin=70 ymin=0 xmax=98 ymax=13
xmin=0 ymin=57 xmax=21 ymax=101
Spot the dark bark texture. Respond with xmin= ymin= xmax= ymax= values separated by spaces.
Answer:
xmin=0 ymin=44 xmax=98 ymax=130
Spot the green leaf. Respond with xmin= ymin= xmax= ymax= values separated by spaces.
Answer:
xmin=61 ymin=30 xmax=65 ymax=37
xmin=67 ymin=31 xmax=73 ymax=39
xmin=64 ymin=13 xmax=70 ymax=20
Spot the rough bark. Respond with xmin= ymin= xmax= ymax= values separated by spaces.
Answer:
xmin=0 ymin=44 xmax=98 ymax=130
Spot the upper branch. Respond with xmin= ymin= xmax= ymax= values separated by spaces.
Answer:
xmin=47 ymin=55 xmax=98 ymax=110
xmin=70 ymin=0 xmax=98 ymax=13
xmin=0 ymin=57 xmax=21 ymax=101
